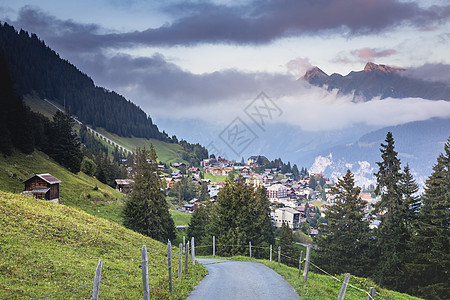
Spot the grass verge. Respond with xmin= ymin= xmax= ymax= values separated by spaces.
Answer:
xmin=0 ymin=191 xmax=207 ymax=299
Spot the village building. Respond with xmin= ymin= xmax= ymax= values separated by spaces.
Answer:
xmin=271 ymin=207 xmax=301 ymax=229
xmin=23 ymin=173 xmax=61 ymax=203
xmin=267 ymin=183 xmax=287 ymax=200
xmin=114 ymin=179 xmax=134 ymax=193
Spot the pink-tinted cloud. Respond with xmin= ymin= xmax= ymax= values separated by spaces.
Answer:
xmin=286 ymin=57 xmax=313 ymax=77
xmin=350 ymin=47 xmax=397 ymax=62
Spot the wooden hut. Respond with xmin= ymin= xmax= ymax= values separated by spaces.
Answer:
xmin=23 ymin=173 xmax=61 ymax=202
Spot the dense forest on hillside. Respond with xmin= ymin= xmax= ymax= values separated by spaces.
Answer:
xmin=0 ymin=22 xmax=165 ymax=140
xmin=0 ymin=22 xmax=209 ymax=167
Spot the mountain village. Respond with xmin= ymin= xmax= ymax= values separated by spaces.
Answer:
xmin=113 ymin=155 xmax=382 ymax=237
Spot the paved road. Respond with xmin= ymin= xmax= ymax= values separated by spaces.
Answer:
xmin=187 ymin=258 xmax=299 ymax=300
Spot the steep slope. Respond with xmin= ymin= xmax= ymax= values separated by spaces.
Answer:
xmin=303 ymin=62 xmax=450 ymax=101
xmin=0 ymin=149 xmax=125 ymax=223
xmin=0 ymin=191 xmax=206 ymax=299
xmin=0 ymin=23 xmax=165 ymax=140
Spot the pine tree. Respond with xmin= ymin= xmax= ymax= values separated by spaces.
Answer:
xmin=250 ymin=186 xmax=275 ymax=258
xmin=187 ymin=203 xmax=211 ymax=255
xmin=315 ymin=170 xmax=372 ymax=276
xmin=373 ymin=132 xmax=408 ymax=290
xmin=400 ymin=164 xmax=420 ymax=232
xmin=407 ymin=138 xmax=449 ymax=299
xmin=279 ymin=221 xmax=296 ymax=267
xmin=209 ymin=175 xmax=274 ymax=256
xmin=122 ymin=146 xmax=175 ymax=242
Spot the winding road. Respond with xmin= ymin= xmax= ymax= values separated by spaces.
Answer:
xmin=187 ymin=258 xmax=299 ymax=300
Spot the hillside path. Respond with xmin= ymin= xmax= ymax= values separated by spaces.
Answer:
xmin=187 ymin=258 xmax=299 ymax=300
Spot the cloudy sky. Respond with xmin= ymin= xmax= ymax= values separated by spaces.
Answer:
xmin=1 ymin=0 xmax=450 ymax=155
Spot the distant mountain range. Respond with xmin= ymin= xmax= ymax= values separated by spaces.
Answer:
xmin=303 ymin=62 xmax=450 ymax=101
xmin=309 ymin=117 xmax=450 ymax=187
xmin=303 ymin=62 xmax=450 ymax=186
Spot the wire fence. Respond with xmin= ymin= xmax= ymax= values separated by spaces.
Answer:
xmin=28 ymin=243 xmax=187 ymax=300
xmin=193 ymin=238 xmax=378 ymax=300
xmin=28 ymin=237 xmax=377 ymax=300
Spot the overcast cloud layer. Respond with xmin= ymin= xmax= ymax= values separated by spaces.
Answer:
xmin=1 ymin=0 xmax=450 ymax=139
xmin=5 ymin=0 xmax=450 ymax=53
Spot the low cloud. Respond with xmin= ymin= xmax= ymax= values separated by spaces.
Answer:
xmin=401 ymin=63 xmax=450 ymax=84
xmin=279 ymin=95 xmax=450 ymax=131
xmin=286 ymin=57 xmax=313 ymax=78
xmin=143 ymin=70 xmax=450 ymax=132
xmin=70 ymin=51 xmax=298 ymax=112
xmin=76 ymin=52 xmax=450 ymax=131
xmin=5 ymin=1 xmax=450 ymax=52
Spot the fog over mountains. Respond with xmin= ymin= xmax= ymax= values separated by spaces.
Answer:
xmin=302 ymin=62 xmax=450 ymax=186
xmin=159 ymin=62 xmax=450 ymax=187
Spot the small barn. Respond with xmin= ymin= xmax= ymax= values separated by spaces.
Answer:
xmin=23 ymin=173 xmax=61 ymax=203
xmin=114 ymin=179 xmax=134 ymax=194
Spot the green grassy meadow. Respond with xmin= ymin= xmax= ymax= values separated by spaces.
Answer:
xmin=0 ymin=150 xmax=125 ymax=224
xmin=0 ymin=191 xmax=206 ymax=299
xmin=170 ymin=210 xmax=192 ymax=227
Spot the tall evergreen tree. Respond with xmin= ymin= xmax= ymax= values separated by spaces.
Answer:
xmin=209 ymin=175 xmax=274 ymax=256
xmin=250 ymin=186 xmax=275 ymax=258
xmin=187 ymin=203 xmax=212 ymax=255
xmin=279 ymin=221 xmax=296 ymax=267
xmin=315 ymin=170 xmax=372 ymax=276
xmin=407 ymin=138 xmax=449 ymax=299
xmin=400 ymin=164 xmax=420 ymax=232
xmin=122 ymin=146 xmax=175 ymax=242
xmin=373 ymin=132 xmax=409 ymax=290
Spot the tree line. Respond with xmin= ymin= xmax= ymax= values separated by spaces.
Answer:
xmin=0 ymin=50 xmax=83 ymax=172
xmin=0 ymin=23 xmax=165 ymax=141
xmin=314 ymin=132 xmax=449 ymax=300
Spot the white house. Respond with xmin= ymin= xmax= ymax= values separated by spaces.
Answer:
xmin=271 ymin=207 xmax=301 ymax=229
xmin=267 ymin=184 xmax=287 ymax=201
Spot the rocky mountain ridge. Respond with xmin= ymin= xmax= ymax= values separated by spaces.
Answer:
xmin=302 ymin=62 xmax=450 ymax=101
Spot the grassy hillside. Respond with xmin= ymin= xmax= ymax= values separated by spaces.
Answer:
xmin=0 ymin=150 xmax=125 ymax=223
xmin=95 ymin=128 xmax=186 ymax=164
xmin=24 ymin=96 xmax=187 ymax=165
xmin=170 ymin=210 xmax=192 ymax=227
xmin=200 ymin=255 xmax=422 ymax=300
xmin=0 ymin=191 xmax=206 ymax=299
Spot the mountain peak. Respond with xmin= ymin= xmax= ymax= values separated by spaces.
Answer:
xmin=363 ymin=62 xmax=403 ymax=74
xmin=302 ymin=66 xmax=328 ymax=80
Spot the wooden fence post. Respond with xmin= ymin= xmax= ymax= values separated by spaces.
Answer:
xmin=278 ymin=246 xmax=281 ymax=266
xmin=249 ymin=242 xmax=252 ymax=259
xmin=270 ymin=244 xmax=272 ymax=262
xmin=338 ymin=273 xmax=350 ymax=300
xmin=178 ymin=243 xmax=183 ymax=278
xmin=297 ymin=250 xmax=303 ymax=279
xmin=92 ymin=259 xmax=102 ymax=300
xmin=213 ymin=236 xmax=215 ymax=257
xmin=168 ymin=241 xmax=173 ymax=293
xmin=185 ymin=241 xmax=189 ymax=273
xmin=303 ymin=244 xmax=311 ymax=282
xmin=191 ymin=237 xmax=195 ymax=266
xmin=183 ymin=236 xmax=185 ymax=251
xmin=142 ymin=245 xmax=150 ymax=300
xmin=368 ymin=287 xmax=375 ymax=300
